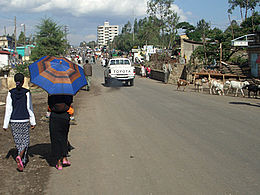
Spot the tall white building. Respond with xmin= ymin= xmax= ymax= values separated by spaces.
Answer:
xmin=97 ymin=21 xmax=119 ymax=47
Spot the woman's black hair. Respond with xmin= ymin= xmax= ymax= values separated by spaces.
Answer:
xmin=14 ymin=73 xmax=24 ymax=91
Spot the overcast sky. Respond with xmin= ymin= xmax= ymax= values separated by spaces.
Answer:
xmin=0 ymin=0 xmax=257 ymax=46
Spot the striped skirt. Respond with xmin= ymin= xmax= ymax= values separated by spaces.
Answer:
xmin=10 ymin=122 xmax=30 ymax=164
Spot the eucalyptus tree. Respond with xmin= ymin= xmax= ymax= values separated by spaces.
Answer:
xmin=240 ymin=11 xmax=260 ymax=33
xmin=137 ymin=16 xmax=161 ymax=47
xmin=147 ymin=0 xmax=177 ymax=48
xmin=228 ymin=0 xmax=260 ymax=21
xmin=122 ymin=21 xmax=132 ymax=34
xmin=165 ymin=11 xmax=179 ymax=49
xmin=113 ymin=21 xmax=134 ymax=52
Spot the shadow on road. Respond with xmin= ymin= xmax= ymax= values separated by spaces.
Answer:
xmin=28 ymin=143 xmax=55 ymax=166
xmin=5 ymin=147 xmax=17 ymax=161
xmin=5 ymin=143 xmax=54 ymax=166
xmin=101 ymin=79 xmax=131 ymax=89
xmin=229 ymin=102 xmax=260 ymax=108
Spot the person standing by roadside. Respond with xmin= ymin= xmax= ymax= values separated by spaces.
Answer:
xmin=3 ymin=73 xmax=36 ymax=171
xmin=83 ymin=59 xmax=92 ymax=91
xmin=163 ymin=60 xmax=172 ymax=84
xmin=48 ymin=94 xmax=73 ymax=170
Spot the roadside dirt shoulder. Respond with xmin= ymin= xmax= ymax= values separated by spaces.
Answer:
xmin=0 ymin=90 xmax=50 ymax=194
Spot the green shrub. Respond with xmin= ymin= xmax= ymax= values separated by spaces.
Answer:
xmin=229 ymin=56 xmax=248 ymax=66
xmin=14 ymin=62 xmax=30 ymax=77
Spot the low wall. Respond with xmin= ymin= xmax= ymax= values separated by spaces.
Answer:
xmin=135 ymin=66 xmax=165 ymax=82
xmin=135 ymin=63 xmax=186 ymax=84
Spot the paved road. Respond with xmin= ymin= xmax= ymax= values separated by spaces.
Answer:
xmin=47 ymin=63 xmax=260 ymax=195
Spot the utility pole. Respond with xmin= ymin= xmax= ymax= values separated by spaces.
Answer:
xmin=64 ymin=25 xmax=69 ymax=42
xmin=133 ymin=25 xmax=135 ymax=43
xmin=132 ymin=9 xmax=135 ymax=44
xmin=64 ymin=25 xmax=69 ymax=54
xmin=220 ymin=42 xmax=222 ymax=69
xmin=14 ymin=16 xmax=17 ymax=53
xmin=64 ymin=25 xmax=69 ymax=52
xmin=4 ymin=26 xmax=6 ymax=36
xmin=21 ymin=24 xmax=26 ymax=46
xmin=24 ymin=24 xmax=25 ymax=46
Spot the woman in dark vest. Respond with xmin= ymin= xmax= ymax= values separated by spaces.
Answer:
xmin=48 ymin=94 xmax=73 ymax=170
xmin=3 ymin=73 xmax=36 ymax=171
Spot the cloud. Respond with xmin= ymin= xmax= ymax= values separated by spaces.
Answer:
xmin=1 ymin=0 xmax=186 ymax=19
xmin=1 ymin=0 xmax=147 ymax=17
xmin=1 ymin=0 xmax=188 ymax=23
xmin=0 ymin=0 xmax=190 ymax=46
xmin=171 ymin=4 xmax=188 ymax=22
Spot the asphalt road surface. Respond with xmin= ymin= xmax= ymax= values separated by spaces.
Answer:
xmin=46 ymin=63 xmax=260 ymax=195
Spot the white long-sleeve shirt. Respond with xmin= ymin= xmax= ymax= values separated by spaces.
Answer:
xmin=3 ymin=91 xmax=36 ymax=129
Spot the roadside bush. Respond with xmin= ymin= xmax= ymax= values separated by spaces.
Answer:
xmin=14 ymin=62 xmax=30 ymax=77
xmin=229 ymin=56 xmax=248 ymax=66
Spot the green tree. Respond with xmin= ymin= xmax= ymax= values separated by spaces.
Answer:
xmin=113 ymin=33 xmax=133 ymax=52
xmin=165 ymin=11 xmax=179 ymax=49
xmin=17 ymin=31 xmax=26 ymax=45
xmin=134 ymin=19 xmax=139 ymax=35
xmin=240 ymin=11 xmax=260 ymax=33
xmin=137 ymin=16 xmax=160 ymax=47
xmin=113 ymin=16 xmax=161 ymax=51
xmin=147 ymin=0 xmax=175 ymax=48
xmin=87 ymin=41 xmax=97 ymax=49
xmin=122 ymin=21 xmax=132 ymax=34
xmin=176 ymin=21 xmax=195 ymax=35
xmin=30 ymin=18 xmax=67 ymax=61
xmin=228 ymin=0 xmax=260 ymax=21
xmin=79 ymin=41 xmax=87 ymax=47
xmin=187 ymin=19 xmax=211 ymax=64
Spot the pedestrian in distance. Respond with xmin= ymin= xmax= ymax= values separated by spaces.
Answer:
xmin=141 ymin=64 xmax=146 ymax=77
xmin=83 ymin=59 xmax=92 ymax=91
xmin=48 ymin=94 xmax=73 ymax=170
xmin=102 ymin=58 xmax=106 ymax=67
xmin=146 ymin=65 xmax=151 ymax=78
xmin=3 ymin=73 xmax=36 ymax=172
xmin=77 ymin=59 xmax=83 ymax=69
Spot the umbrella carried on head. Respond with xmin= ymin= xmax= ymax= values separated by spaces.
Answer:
xmin=29 ymin=56 xmax=87 ymax=95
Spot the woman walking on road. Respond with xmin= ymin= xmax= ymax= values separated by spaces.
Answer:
xmin=48 ymin=94 xmax=73 ymax=170
xmin=3 ymin=73 xmax=36 ymax=171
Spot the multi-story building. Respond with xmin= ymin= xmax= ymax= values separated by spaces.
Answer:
xmin=97 ymin=21 xmax=119 ymax=47
xmin=0 ymin=36 xmax=15 ymax=49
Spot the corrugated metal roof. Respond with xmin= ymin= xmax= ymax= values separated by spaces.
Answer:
xmin=0 ymin=50 xmax=10 ymax=55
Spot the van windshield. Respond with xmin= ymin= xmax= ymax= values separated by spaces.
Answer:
xmin=110 ymin=59 xmax=130 ymax=65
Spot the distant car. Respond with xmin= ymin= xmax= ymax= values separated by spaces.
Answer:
xmin=104 ymin=58 xmax=135 ymax=86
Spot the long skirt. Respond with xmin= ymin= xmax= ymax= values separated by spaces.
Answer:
xmin=10 ymin=122 xmax=30 ymax=164
xmin=49 ymin=112 xmax=70 ymax=164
